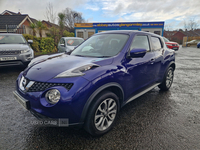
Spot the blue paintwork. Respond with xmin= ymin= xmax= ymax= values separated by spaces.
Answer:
xmin=197 ymin=42 xmax=200 ymax=48
xmin=15 ymin=30 xmax=175 ymax=125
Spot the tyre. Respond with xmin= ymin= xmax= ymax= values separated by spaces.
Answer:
xmin=187 ymin=44 xmax=191 ymax=47
xmin=84 ymin=91 xmax=119 ymax=136
xmin=158 ymin=67 xmax=174 ymax=91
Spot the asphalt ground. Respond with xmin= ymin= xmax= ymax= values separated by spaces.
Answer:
xmin=0 ymin=46 xmax=200 ymax=150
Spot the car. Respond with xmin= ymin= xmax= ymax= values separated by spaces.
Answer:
xmin=197 ymin=42 xmax=200 ymax=48
xmin=13 ymin=30 xmax=175 ymax=136
xmin=163 ymin=37 xmax=179 ymax=51
xmin=186 ymin=40 xmax=200 ymax=47
xmin=0 ymin=33 xmax=34 ymax=67
xmin=57 ymin=37 xmax=84 ymax=53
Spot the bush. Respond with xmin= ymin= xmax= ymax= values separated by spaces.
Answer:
xmin=63 ymin=30 xmax=74 ymax=37
xmin=23 ymin=34 xmax=56 ymax=53
xmin=23 ymin=34 xmax=40 ymax=52
xmin=40 ymin=37 xmax=55 ymax=53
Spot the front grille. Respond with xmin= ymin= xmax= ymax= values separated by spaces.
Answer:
xmin=27 ymin=81 xmax=73 ymax=92
xmin=0 ymin=50 xmax=21 ymax=55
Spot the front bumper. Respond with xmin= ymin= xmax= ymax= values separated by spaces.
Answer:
xmin=0 ymin=50 xmax=34 ymax=66
xmin=14 ymin=73 xmax=92 ymax=126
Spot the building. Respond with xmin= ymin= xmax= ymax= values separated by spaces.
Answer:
xmin=0 ymin=10 xmax=53 ymax=37
xmin=74 ymin=22 xmax=165 ymax=40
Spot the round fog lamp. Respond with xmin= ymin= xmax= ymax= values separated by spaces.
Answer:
xmin=45 ymin=89 xmax=60 ymax=104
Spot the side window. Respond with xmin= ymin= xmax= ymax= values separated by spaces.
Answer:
xmin=151 ymin=37 xmax=162 ymax=50
xmin=60 ymin=38 xmax=65 ymax=45
xmin=130 ymin=35 xmax=150 ymax=52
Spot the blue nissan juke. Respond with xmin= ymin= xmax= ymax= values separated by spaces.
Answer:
xmin=14 ymin=30 xmax=175 ymax=136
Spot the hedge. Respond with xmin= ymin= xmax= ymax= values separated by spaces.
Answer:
xmin=23 ymin=34 xmax=55 ymax=53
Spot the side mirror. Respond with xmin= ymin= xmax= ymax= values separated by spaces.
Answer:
xmin=28 ymin=40 xmax=33 ymax=44
xmin=129 ymin=48 xmax=147 ymax=58
xmin=60 ymin=44 xmax=65 ymax=47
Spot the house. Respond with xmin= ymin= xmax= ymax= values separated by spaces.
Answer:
xmin=164 ymin=29 xmax=200 ymax=44
xmin=0 ymin=10 xmax=51 ymax=37
xmin=0 ymin=13 xmax=33 ymax=34
xmin=163 ymin=31 xmax=177 ymax=41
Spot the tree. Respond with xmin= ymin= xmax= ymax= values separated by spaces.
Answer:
xmin=36 ymin=21 xmax=47 ymax=38
xmin=44 ymin=2 xmax=56 ymax=23
xmin=58 ymin=13 xmax=65 ymax=37
xmin=184 ymin=17 xmax=198 ymax=31
xmin=30 ymin=23 xmax=36 ymax=36
xmin=63 ymin=8 xmax=86 ymax=31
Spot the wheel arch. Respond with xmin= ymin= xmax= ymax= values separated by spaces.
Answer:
xmin=80 ymin=82 xmax=124 ymax=123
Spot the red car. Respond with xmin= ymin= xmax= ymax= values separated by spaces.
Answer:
xmin=163 ymin=37 xmax=179 ymax=51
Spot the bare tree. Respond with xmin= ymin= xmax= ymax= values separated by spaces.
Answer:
xmin=184 ymin=17 xmax=198 ymax=31
xmin=164 ymin=24 xmax=173 ymax=31
xmin=44 ymin=2 xmax=56 ymax=23
xmin=64 ymin=8 xmax=86 ymax=30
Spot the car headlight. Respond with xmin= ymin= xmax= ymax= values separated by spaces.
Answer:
xmin=21 ymin=49 xmax=30 ymax=54
xmin=45 ymin=89 xmax=60 ymax=104
xmin=55 ymin=64 xmax=100 ymax=78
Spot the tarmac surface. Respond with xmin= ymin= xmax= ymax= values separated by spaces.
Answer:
xmin=0 ymin=46 xmax=200 ymax=150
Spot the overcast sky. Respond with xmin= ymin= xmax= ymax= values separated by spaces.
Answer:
xmin=0 ymin=0 xmax=200 ymax=30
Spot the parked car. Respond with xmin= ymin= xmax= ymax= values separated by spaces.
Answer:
xmin=57 ymin=37 xmax=84 ymax=53
xmin=163 ymin=37 xmax=179 ymax=51
xmin=197 ymin=42 xmax=200 ymax=48
xmin=13 ymin=30 xmax=175 ymax=136
xmin=0 ymin=33 xmax=34 ymax=67
xmin=186 ymin=40 xmax=200 ymax=47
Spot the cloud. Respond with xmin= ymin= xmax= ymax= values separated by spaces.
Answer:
xmin=99 ymin=0 xmax=200 ymax=22
xmin=86 ymin=4 xmax=100 ymax=11
xmin=0 ymin=0 xmax=89 ymax=22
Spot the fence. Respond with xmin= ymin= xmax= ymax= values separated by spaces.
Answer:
xmin=6 ymin=25 xmax=26 ymax=34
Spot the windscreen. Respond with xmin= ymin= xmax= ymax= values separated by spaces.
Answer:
xmin=66 ymin=39 xmax=84 ymax=46
xmin=71 ymin=34 xmax=129 ymax=58
xmin=0 ymin=34 xmax=26 ymax=44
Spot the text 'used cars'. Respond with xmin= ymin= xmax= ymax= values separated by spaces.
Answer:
xmin=14 ymin=30 xmax=175 ymax=136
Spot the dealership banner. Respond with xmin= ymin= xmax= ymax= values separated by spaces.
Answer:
xmin=75 ymin=22 xmax=164 ymax=28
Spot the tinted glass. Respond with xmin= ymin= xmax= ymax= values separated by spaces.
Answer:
xmin=151 ymin=37 xmax=162 ymax=50
xmin=71 ymin=34 xmax=129 ymax=57
xmin=130 ymin=35 xmax=150 ymax=51
xmin=0 ymin=34 xmax=26 ymax=44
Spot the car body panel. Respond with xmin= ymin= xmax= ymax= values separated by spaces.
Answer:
xmin=57 ymin=37 xmax=84 ymax=53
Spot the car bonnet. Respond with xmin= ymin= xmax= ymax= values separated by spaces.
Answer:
xmin=23 ymin=54 xmax=113 ymax=82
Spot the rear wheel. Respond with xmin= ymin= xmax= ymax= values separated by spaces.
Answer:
xmin=158 ymin=67 xmax=174 ymax=91
xmin=84 ymin=91 xmax=119 ymax=136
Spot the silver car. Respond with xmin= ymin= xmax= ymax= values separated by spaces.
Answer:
xmin=0 ymin=33 xmax=34 ymax=67
xmin=57 ymin=37 xmax=84 ymax=53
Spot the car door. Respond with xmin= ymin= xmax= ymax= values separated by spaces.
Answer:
xmin=150 ymin=36 xmax=164 ymax=82
xmin=125 ymin=34 xmax=157 ymax=97
xmin=58 ymin=38 xmax=66 ymax=52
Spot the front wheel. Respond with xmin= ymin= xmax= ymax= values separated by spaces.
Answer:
xmin=158 ymin=67 xmax=174 ymax=91
xmin=84 ymin=91 xmax=119 ymax=136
